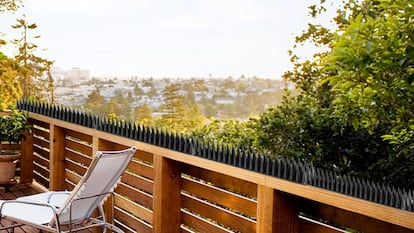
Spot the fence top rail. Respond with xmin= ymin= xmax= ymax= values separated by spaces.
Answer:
xmin=17 ymin=99 xmax=414 ymax=214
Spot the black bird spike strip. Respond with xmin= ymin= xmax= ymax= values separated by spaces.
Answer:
xmin=16 ymin=99 xmax=414 ymax=212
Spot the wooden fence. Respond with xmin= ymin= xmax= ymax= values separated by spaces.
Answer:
xmin=14 ymin=102 xmax=414 ymax=233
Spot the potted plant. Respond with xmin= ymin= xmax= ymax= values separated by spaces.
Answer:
xmin=0 ymin=108 xmax=31 ymax=185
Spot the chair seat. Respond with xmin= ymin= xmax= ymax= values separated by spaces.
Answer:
xmin=0 ymin=200 xmax=55 ymax=225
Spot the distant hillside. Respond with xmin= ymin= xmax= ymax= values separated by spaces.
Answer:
xmin=54 ymin=76 xmax=291 ymax=120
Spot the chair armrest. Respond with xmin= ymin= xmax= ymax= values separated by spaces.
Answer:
xmin=0 ymin=200 xmax=58 ymax=213
xmin=0 ymin=200 xmax=60 ymax=226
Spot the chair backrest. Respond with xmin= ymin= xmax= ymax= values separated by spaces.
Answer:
xmin=56 ymin=146 xmax=136 ymax=224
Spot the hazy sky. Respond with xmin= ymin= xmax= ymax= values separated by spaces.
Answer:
xmin=1 ymin=0 xmax=330 ymax=78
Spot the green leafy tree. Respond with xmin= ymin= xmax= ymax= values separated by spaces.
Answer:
xmin=202 ymin=103 xmax=218 ymax=118
xmin=158 ymin=83 xmax=205 ymax=133
xmin=133 ymin=83 xmax=144 ymax=96
xmin=184 ymin=90 xmax=196 ymax=106
xmin=103 ymin=99 xmax=123 ymax=117
xmin=84 ymin=87 xmax=105 ymax=114
xmin=320 ymin=0 xmax=414 ymax=186
xmin=0 ymin=0 xmax=22 ymax=109
xmin=181 ymin=104 xmax=205 ymax=132
xmin=159 ymin=84 xmax=186 ymax=130
xmin=134 ymin=104 xmax=153 ymax=125
xmin=193 ymin=79 xmax=208 ymax=91
xmin=105 ymin=90 xmax=132 ymax=119
xmin=193 ymin=119 xmax=255 ymax=151
xmin=253 ymin=0 xmax=414 ymax=188
xmin=11 ymin=16 xmax=54 ymax=102
xmin=323 ymin=1 xmax=414 ymax=140
xmin=0 ymin=56 xmax=20 ymax=110
xmin=147 ymin=86 xmax=158 ymax=98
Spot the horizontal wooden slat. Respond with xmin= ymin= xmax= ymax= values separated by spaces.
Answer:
xmin=33 ymin=162 xmax=49 ymax=179
xmin=182 ymin=164 xmax=257 ymax=198
xmin=65 ymin=159 xmax=87 ymax=176
xmin=116 ymin=222 xmax=137 ymax=233
xmin=98 ymin=139 xmax=129 ymax=151
xmin=32 ymin=119 xmax=50 ymax=130
xmin=116 ymin=183 xmax=153 ymax=210
xmin=66 ymin=149 xmax=92 ymax=167
xmin=65 ymin=139 xmax=92 ymax=156
xmin=33 ymin=145 xmax=49 ymax=159
xmin=299 ymin=216 xmax=347 ymax=233
xmin=181 ymin=209 xmax=233 ymax=233
xmin=65 ymin=169 xmax=82 ymax=186
xmin=32 ymin=127 xmax=49 ymax=139
xmin=127 ymin=159 xmax=154 ymax=180
xmin=33 ymin=136 xmax=50 ymax=150
xmin=121 ymin=172 xmax=153 ymax=195
xmin=33 ymin=153 xmax=49 ymax=168
xmin=66 ymin=129 xmax=93 ymax=144
xmin=1 ymin=143 xmax=21 ymax=151
xmin=65 ymin=180 xmax=76 ymax=191
xmin=182 ymin=176 xmax=257 ymax=218
xmin=300 ymin=200 xmax=414 ymax=233
xmin=180 ymin=226 xmax=194 ymax=233
xmin=135 ymin=150 xmax=154 ymax=165
xmin=33 ymin=170 xmax=49 ymax=189
xmin=265 ymin=176 xmax=414 ymax=230
xmin=181 ymin=192 xmax=256 ymax=233
xmin=115 ymin=207 xmax=153 ymax=233
xmin=115 ymin=194 xmax=153 ymax=224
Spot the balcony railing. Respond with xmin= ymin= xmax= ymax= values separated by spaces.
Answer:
xmin=8 ymin=100 xmax=414 ymax=233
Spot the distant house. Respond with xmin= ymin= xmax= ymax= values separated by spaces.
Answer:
xmin=215 ymin=97 xmax=234 ymax=105
xmin=66 ymin=67 xmax=91 ymax=82
xmin=52 ymin=67 xmax=90 ymax=85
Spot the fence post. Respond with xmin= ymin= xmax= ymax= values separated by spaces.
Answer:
xmin=257 ymin=185 xmax=275 ymax=233
xmin=19 ymin=119 xmax=34 ymax=184
xmin=49 ymin=125 xmax=66 ymax=191
xmin=153 ymin=154 xmax=182 ymax=233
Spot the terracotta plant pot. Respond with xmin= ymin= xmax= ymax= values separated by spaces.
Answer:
xmin=0 ymin=153 xmax=20 ymax=184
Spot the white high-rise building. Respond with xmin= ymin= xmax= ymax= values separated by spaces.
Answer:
xmin=50 ymin=67 xmax=65 ymax=83
xmin=66 ymin=67 xmax=90 ymax=81
xmin=51 ymin=67 xmax=91 ymax=85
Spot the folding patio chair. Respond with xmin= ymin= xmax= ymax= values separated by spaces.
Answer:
xmin=0 ymin=146 xmax=137 ymax=233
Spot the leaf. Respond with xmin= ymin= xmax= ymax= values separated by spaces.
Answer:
xmin=366 ymin=40 xmax=373 ymax=53
xmin=351 ymin=118 xmax=359 ymax=131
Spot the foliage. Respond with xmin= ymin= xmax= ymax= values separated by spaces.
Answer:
xmin=84 ymin=87 xmax=133 ymax=120
xmin=323 ymin=0 xmax=414 ymax=144
xmin=84 ymin=87 xmax=105 ymax=113
xmin=157 ymin=83 xmax=206 ymax=133
xmin=192 ymin=118 xmax=256 ymax=151
xmin=253 ymin=92 xmax=394 ymax=180
xmin=252 ymin=0 xmax=414 ymax=188
xmin=0 ymin=0 xmax=22 ymax=110
xmin=159 ymin=84 xmax=186 ymax=127
xmin=0 ymin=56 xmax=21 ymax=111
xmin=11 ymin=16 xmax=54 ymax=102
xmin=0 ymin=108 xmax=31 ymax=154
xmin=0 ymin=0 xmax=22 ymax=13
xmin=134 ymin=104 xmax=153 ymax=125
xmin=1 ymin=4 xmax=54 ymax=108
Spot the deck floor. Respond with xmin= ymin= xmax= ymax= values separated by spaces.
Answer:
xmin=0 ymin=182 xmax=93 ymax=233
